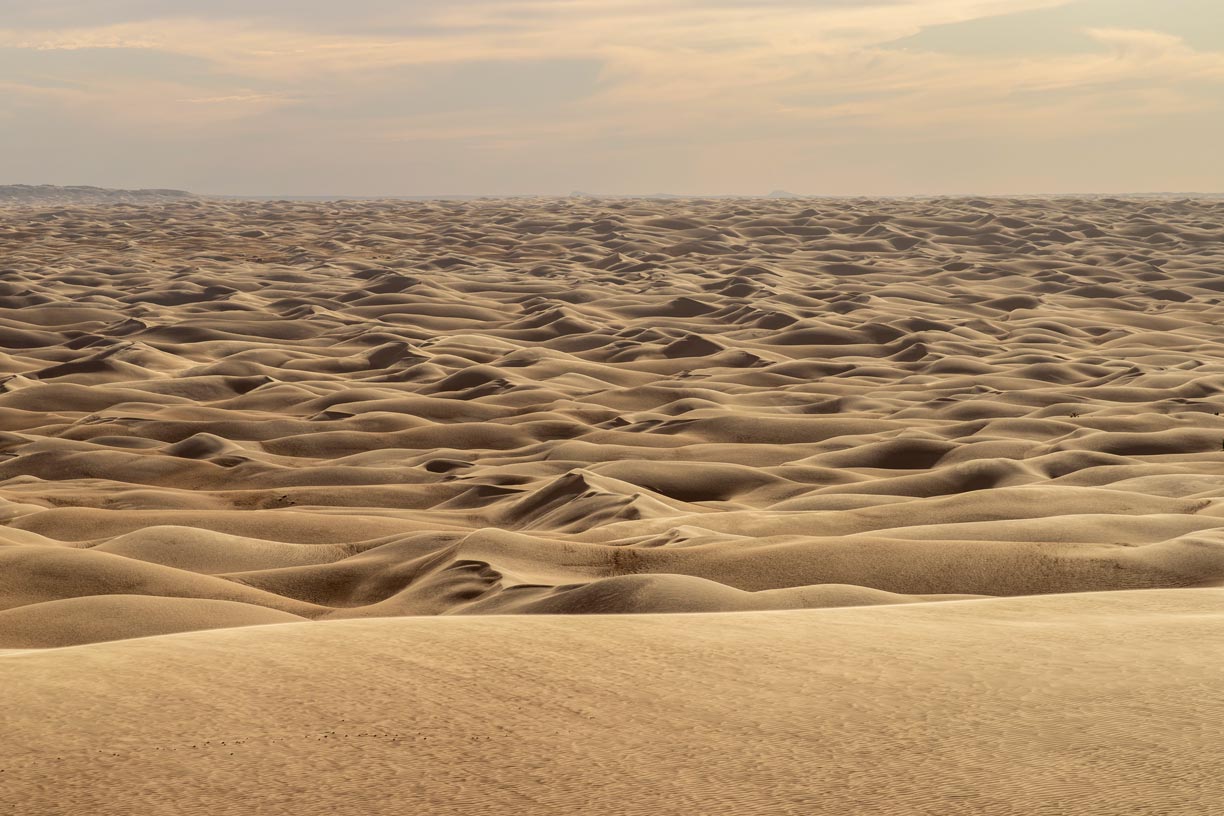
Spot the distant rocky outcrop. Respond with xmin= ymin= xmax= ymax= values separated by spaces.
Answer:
xmin=0 ymin=184 xmax=196 ymax=207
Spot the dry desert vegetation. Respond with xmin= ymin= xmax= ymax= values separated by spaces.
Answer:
xmin=3 ymin=190 xmax=1224 ymax=813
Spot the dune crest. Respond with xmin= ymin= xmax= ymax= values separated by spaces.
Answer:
xmin=4 ymin=195 xmax=1224 ymax=812
xmin=2 ymin=196 xmax=1224 ymax=641
xmin=5 ymin=590 xmax=1224 ymax=814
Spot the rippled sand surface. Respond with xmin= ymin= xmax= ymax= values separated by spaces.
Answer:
xmin=3 ymin=194 xmax=1223 ymax=813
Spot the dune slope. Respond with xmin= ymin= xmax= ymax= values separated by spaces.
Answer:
xmin=1 ymin=195 xmax=1224 ymax=639
xmin=4 ymin=590 xmax=1223 ymax=814
xmin=3 ymin=194 xmax=1224 ymax=811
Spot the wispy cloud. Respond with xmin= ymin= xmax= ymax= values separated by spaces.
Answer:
xmin=0 ymin=0 xmax=1221 ymax=193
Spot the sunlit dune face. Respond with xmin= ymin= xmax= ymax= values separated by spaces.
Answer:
xmin=0 ymin=0 xmax=1222 ymax=193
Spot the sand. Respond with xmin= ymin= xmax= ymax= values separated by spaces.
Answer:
xmin=3 ymin=191 xmax=1224 ymax=812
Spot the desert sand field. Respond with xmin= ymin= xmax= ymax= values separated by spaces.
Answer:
xmin=3 ymin=192 xmax=1224 ymax=813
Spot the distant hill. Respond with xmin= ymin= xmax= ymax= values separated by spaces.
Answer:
xmin=0 ymin=184 xmax=195 ymax=207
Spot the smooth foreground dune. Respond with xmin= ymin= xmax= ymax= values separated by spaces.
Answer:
xmin=4 ymin=591 xmax=1223 ymax=815
xmin=3 ymin=191 xmax=1224 ymax=812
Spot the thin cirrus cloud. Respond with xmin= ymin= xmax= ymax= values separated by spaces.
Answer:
xmin=0 ymin=0 xmax=1220 ymax=195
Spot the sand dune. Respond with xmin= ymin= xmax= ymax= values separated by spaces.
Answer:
xmin=3 ymin=193 xmax=1224 ymax=811
xmin=3 ymin=194 xmax=1224 ymax=621
xmin=0 ymin=184 xmax=194 ymax=207
xmin=0 ymin=594 xmax=304 ymax=648
xmin=5 ymin=590 xmax=1223 ymax=814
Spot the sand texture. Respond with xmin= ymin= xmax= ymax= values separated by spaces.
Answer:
xmin=3 ymin=195 xmax=1224 ymax=812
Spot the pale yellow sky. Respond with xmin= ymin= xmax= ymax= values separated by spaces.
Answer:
xmin=1 ymin=0 xmax=1221 ymax=195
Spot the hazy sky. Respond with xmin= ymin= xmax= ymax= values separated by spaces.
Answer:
xmin=1 ymin=0 xmax=1221 ymax=195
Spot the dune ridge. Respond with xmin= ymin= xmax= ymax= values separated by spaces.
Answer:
xmin=5 ymin=590 xmax=1224 ymax=814
xmin=0 ymin=185 xmax=195 ymax=207
xmin=3 ymin=194 xmax=1224 ymax=812
xmin=2 ymin=196 xmax=1224 ymax=642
